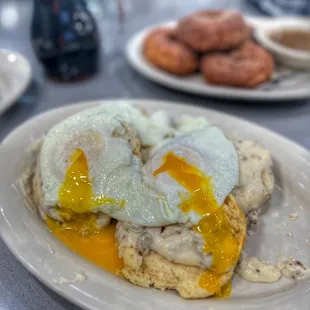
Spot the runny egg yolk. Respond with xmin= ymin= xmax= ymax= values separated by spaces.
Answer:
xmin=153 ymin=152 xmax=239 ymax=297
xmin=46 ymin=216 xmax=123 ymax=274
xmin=58 ymin=148 xmax=124 ymax=213
xmin=47 ymin=148 xmax=124 ymax=276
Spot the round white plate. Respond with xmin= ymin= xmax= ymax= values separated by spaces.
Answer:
xmin=0 ymin=99 xmax=310 ymax=310
xmin=0 ymin=49 xmax=32 ymax=115
xmin=126 ymin=17 xmax=310 ymax=101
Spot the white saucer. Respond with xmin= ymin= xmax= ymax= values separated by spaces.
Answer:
xmin=0 ymin=99 xmax=309 ymax=309
xmin=0 ymin=49 xmax=32 ymax=115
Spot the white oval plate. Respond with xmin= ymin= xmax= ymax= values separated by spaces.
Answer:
xmin=0 ymin=49 xmax=32 ymax=115
xmin=0 ymin=99 xmax=310 ymax=310
xmin=126 ymin=17 xmax=310 ymax=101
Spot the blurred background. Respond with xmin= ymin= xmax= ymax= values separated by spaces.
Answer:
xmin=0 ymin=1 xmax=309 ymax=143
xmin=0 ymin=1 xmax=309 ymax=308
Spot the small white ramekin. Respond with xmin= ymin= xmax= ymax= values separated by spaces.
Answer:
xmin=255 ymin=24 xmax=310 ymax=70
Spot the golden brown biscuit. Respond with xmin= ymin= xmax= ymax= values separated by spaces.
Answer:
xmin=120 ymin=195 xmax=247 ymax=299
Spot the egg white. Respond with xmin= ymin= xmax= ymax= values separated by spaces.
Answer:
xmin=39 ymin=103 xmax=239 ymax=226
xmin=144 ymin=127 xmax=239 ymax=224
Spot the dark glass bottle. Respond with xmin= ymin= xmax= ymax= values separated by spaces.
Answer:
xmin=31 ymin=0 xmax=100 ymax=82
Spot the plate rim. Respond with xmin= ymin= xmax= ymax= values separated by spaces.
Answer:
xmin=1 ymin=98 xmax=309 ymax=153
xmin=0 ymin=99 xmax=309 ymax=310
xmin=125 ymin=18 xmax=310 ymax=101
xmin=0 ymin=49 xmax=32 ymax=116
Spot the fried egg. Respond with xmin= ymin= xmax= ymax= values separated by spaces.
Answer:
xmin=144 ymin=127 xmax=239 ymax=225
xmin=40 ymin=103 xmax=239 ymax=227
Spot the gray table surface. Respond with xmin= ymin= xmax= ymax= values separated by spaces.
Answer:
xmin=0 ymin=0 xmax=309 ymax=309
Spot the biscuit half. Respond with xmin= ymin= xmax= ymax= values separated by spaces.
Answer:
xmin=120 ymin=195 xmax=247 ymax=299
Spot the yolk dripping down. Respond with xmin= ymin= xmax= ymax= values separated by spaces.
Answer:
xmin=46 ymin=216 xmax=123 ymax=274
xmin=47 ymin=148 xmax=124 ymax=275
xmin=58 ymin=148 xmax=124 ymax=213
xmin=153 ymin=152 xmax=240 ymax=297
